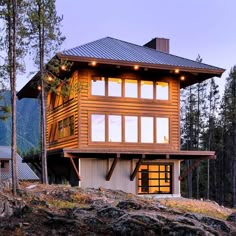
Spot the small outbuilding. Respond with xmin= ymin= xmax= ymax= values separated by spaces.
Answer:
xmin=0 ymin=146 xmax=39 ymax=181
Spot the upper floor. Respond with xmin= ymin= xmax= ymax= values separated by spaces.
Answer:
xmin=17 ymin=37 xmax=224 ymax=153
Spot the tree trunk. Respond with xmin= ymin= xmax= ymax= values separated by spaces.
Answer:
xmin=11 ymin=0 xmax=18 ymax=196
xmin=39 ymin=2 xmax=48 ymax=184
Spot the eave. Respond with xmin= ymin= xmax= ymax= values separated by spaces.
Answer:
xmin=57 ymin=53 xmax=225 ymax=77
xmin=17 ymin=54 xmax=225 ymax=100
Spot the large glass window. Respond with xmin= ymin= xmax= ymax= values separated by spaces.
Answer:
xmin=125 ymin=116 xmax=138 ymax=143
xmin=91 ymin=114 xmax=105 ymax=142
xmin=91 ymin=77 xmax=105 ymax=96
xmin=108 ymin=115 xmax=122 ymax=142
xmin=141 ymin=81 xmax=153 ymax=99
xmin=125 ymin=79 xmax=138 ymax=98
xmin=141 ymin=117 xmax=153 ymax=143
xmin=108 ymin=78 xmax=122 ymax=97
xmin=138 ymin=164 xmax=172 ymax=194
xmin=156 ymin=81 xmax=169 ymax=100
xmin=156 ymin=117 xmax=169 ymax=143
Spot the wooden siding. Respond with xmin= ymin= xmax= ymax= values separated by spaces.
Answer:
xmin=47 ymin=72 xmax=80 ymax=150
xmin=79 ymin=68 xmax=180 ymax=151
xmin=46 ymin=67 xmax=181 ymax=152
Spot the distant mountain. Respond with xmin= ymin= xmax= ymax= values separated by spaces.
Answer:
xmin=0 ymin=91 xmax=40 ymax=154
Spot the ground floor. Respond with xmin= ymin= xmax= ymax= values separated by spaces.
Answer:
xmin=24 ymin=148 xmax=215 ymax=197
xmin=79 ymin=158 xmax=181 ymax=197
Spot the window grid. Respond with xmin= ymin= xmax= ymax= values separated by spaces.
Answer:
xmin=91 ymin=77 xmax=169 ymax=101
xmin=91 ymin=114 xmax=169 ymax=144
xmin=138 ymin=164 xmax=172 ymax=194
xmin=57 ymin=116 xmax=74 ymax=139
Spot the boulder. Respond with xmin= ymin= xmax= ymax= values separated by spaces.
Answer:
xmin=226 ymin=212 xmax=236 ymax=222
xmin=117 ymin=200 xmax=142 ymax=210
xmin=97 ymin=206 xmax=126 ymax=219
xmin=185 ymin=213 xmax=233 ymax=234
xmin=112 ymin=215 xmax=162 ymax=236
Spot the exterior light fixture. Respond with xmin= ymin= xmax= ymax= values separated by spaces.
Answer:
xmin=37 ymin=85 xmax=42 ymax=90
xmin=174 ymin=69 xmax=180 ymax=74
xmin=47 ymin=75 xmax=53 ymax=82
xmin=180 ymin=76 xmax=185 ymax=81
xmin=91 ymin=61 xmax=97 ymax=66
xmin=134 ymin=65 xmax=139 ymax=70
xmin=61 ymin=65 xmax=67 ymax=71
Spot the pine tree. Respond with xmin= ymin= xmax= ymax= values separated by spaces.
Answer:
xmin=0 ymin=0 xmax=28 ymax=195
xmin=220 ymin=66 xmax=236 ymax=206
xmin=207 ymin=78 xmax=220 ymax=199
xmin=26 ymin=0 xmax=65 ymax=184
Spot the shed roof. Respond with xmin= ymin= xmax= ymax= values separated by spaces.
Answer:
xmin=58 ymin=37 xmax=224 ymax=74
xmin=0 ymin=146 xmax=39 ymax=180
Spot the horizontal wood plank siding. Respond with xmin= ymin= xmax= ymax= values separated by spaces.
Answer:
xmin=47 ymin=72 xmax=80 ymax=150
xmin=78 ymin=68 xmax=180 ymax=151
xmin=46 ymin=68 xmax=180 ymax=152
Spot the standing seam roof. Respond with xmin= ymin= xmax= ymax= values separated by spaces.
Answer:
xmin=61 ymin=37 xmax=223 ymax=71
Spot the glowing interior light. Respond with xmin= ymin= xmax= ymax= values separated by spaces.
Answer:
xmin=134 ymin=65 xmax=139 ymax=70
xmin=37 ymin=85 xmax=42 ymax=90
xmin=180 ymin=76 xmax=185 ymax=81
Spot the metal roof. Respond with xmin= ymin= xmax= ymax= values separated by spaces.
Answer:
xmin=60 ymin=37 xmax=223 ymax=72
xmin=0 ymin=146 xmax=39 ymax=180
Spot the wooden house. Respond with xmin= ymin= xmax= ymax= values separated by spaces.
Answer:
xmin=18 ymin=37 xmax=224 ymax=196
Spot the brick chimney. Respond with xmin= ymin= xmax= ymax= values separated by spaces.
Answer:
xmin=144 ymin=38 xmax=170 ymax=53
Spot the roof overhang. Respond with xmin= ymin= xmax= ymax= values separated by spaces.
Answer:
xmin=17 ymin=54 xmax=225 ymax=100
xmin=57 ymin=53 xmax=225 ymax=76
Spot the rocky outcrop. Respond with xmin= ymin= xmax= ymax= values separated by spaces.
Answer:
xmin=0 ymin=186 xmax=236 ymax=235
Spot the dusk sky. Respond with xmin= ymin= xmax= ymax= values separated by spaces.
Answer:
xmin=19 ymin=0 xmax=236 ymax=94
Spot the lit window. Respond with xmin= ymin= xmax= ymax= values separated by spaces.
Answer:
xmin=108 ymin=78 xmax=122 ymax=97
xmin=91 ymin=114 xmax=105 ymax=142
xmin=108 ymin=115 xmax=122 ymax=142
xmin=156 ymin=117 xmax=169 ymax=143
xmin=138 ymin=164 xmax=172 ymax=194
xmin=141 ymin=117 xmax=153 ymax=143
xmin=141 ymin=81 xmax=153 ymax=99
xmin=156 ymin=81 xmax=169 ymax=100
xmin=125 ymin=79 xmax=138 ymax=98
xmin=91 ymin=77 xmax=105 ymax=96
xmin=125 ymin=116 xmax=138 ymax=143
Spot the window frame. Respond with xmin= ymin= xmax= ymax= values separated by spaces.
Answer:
xmin=57 ymin=115 xmax=75 ymax=140
xmin=90 ymin=113 xmax=170 ymax=145
xmin=90 ymin=76 xmax=170 ymax=102
xmin=137 ymin=163 xmax=173 ymax=194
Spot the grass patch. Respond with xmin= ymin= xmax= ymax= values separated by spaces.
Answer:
xmin=159 ymin=198 xmax=233 ymax=220
xmin=48 ymin=199 xmax=77 ymax=209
